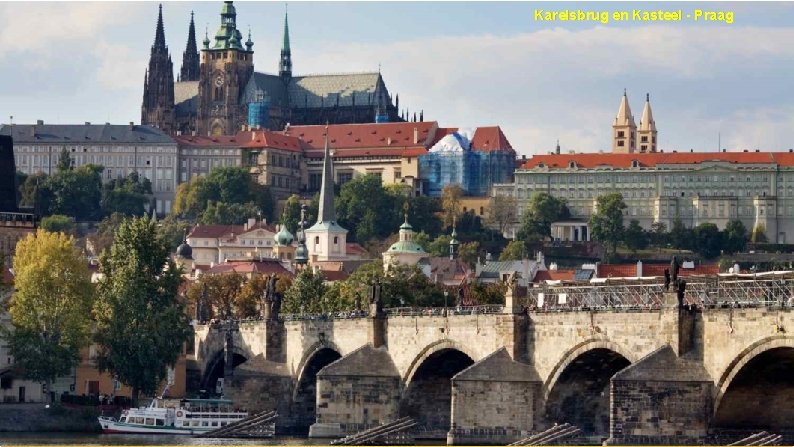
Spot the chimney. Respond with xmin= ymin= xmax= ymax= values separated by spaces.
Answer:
xmin=129 ymin=122 xmax=135 ymax=130
xmin=191 ymin=130 xmax=197 ymax=136
xmin=247 ymin=217 xmax=256 ymax=230
xmin=36 ymin=119 xmax=44 ymax=125
xmin=413 ymin=127 xmax=418 ymax=145
xmin=85 ymin=122 xmax=91 ymax=125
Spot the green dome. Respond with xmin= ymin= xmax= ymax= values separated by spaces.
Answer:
xmin=275 ymin=226 xmax=294 ymax=246
xmin=400 ymin=221 xmax=413 ymax=231
xmin=295 ymin=244 xmax=309 ymax=260
xmin=388 ymin=240 xmax=426 ymax=253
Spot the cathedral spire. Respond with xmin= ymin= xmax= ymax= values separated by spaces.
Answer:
xmin=279 ymin=5 xmax=293 ymax=82
xmin=317 ymin=126 xmax=336 ymax=224
xmin=142 ymin=3 xmax=175 ymax=133
xmin=638 ymin=92 xmax=658 ymax=153
xmin=179 ymin=11 xmax=200 ymax=82
xmin=153 ymin=4 xmax=167 ymax=52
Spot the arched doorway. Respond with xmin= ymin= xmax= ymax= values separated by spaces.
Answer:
xmin=715 ymin=347 xmax=794 ymax=432
xmin=401 ymin=348 xmax=474 ymax=433
xmin=545 ymin=348 xmax=630 ymax=437
xmin=201 ymin=351 xmax=248 ymax=396
xmin=293 ymin=347 xmax=342 ymax=433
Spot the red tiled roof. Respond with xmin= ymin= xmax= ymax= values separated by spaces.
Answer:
xmin=284 ymin=122 xmax=439 ymax=150
xmin=520 ymin=151 xmax=794 ymax=170
xmin=188 ymin=222 xmax=276 ymax=240
xmin=533 ymin=269 xmax=576 ymax=282
xmin=470 ymin=126 xmax=514 ymax=153
xmin=597 ymin=263 xmax=719 ymax=278
xmin=205 ymin=259 xmax=293 ymax=277
xmin=346 ymin=243 xmax=368 ymax=256
xmin=174 ymin=135 xmax=243 ymax=147
xmin=241 ymin=130 xmax=303 ymax=152
xmin=188 ymin=224 xmax=240 ymax=239
xmin=319 ymin=269 xmax=349 ymax=282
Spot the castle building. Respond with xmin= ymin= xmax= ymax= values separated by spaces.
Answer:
xmin=493 ymin=151 xmax=794 ymax=244
xmin=1 ymin=122 xmax=178 ymax=215
xmin=143 ymin=2 xmax=405 ymax=136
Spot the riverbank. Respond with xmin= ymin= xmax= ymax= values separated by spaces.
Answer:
xmin=0 ymin=403 xmax=101 ymax=432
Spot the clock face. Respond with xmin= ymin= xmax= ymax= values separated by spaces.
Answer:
xmin=214 ymin=73 xmax=225 ymax=87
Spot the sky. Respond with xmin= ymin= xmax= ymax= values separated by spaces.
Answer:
xmin=1 ymin=1 xmax=793 ymax=157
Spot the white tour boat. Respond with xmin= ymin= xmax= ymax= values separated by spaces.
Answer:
xmin=98 ymin=398 xmax=248 ymax=435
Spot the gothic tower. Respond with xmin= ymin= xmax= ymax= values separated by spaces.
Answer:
xmin=141 ymin=4 xmax=175 ymax=133
xmin=612 ymin=89 xmax=636 ymax=153
xmin=179 ymin=11 xmax=200 ymax=82
xmin=279 ymin=8 xmax=292 ymax=84
xmin=196 ymin=1 xmax=255 ymax=136
xmin=638 ymin=93 xmax=658 ymax=153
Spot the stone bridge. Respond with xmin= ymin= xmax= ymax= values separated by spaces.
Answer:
xmin=191 ymin=284 xmax=794 ymax=445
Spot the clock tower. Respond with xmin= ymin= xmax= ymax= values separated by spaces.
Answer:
xmin=196 ymin=1 xmax=254 ymax=136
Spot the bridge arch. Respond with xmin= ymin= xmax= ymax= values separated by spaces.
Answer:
xmin=543 ymin=338 xmax=633 ymax=437
xmin=200 ymin=347 xmax=249 ymax=393
xmin=714 ymin=335 xmax=794 ymax=429
xmin=543 ymin=338 xmax=636 ymax=402
xmin=400 ymin=339 xmax=475 ymax=432
xmin=292 ymin=342 xmax=343 ymax=433
xmin=402 ymin=338 xmax=478 ymax=386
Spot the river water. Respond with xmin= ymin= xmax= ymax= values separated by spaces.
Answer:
xmin=0 ymin=433 xmax=331 ymax=446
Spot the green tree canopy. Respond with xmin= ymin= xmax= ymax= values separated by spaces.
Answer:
xmin=283 ymin=268 xmax=327 ymax=314
xmin=500 ymin=240 xmax=528 ymax=261
xmin=669 ymin=216 xmax=692 ymax=250
xmin=40 ymin=214 xmax=76 ymax=235
xmin=723 ymin=219 xmax=748 ymax=254
xmin=589 ymin=193 xmax=626 ymax=256
xmin=280 ymin=194 xmax=303 ymax=234
xmin=93 ymin=217 xmax=192 ymax=403
xmin=516 ymin=192 xmax=569 ymax=243
xmin=3 ymin=230 xmax=94 ymax=401
xmin=623 ymin=219 xmax=649 ymax=253
xmin=441 ymin=184 xmax=464 ymax=229
xmin=336 ymin=174 xmax=401 ymax=243
xmin=101 ymin=172 xmax=152 ymax=217
xmin=693 ymin=223 xmax=723 ymax=259
xmin=171 ymin=167 xmax=274 ymax=222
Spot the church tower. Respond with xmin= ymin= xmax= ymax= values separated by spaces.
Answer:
xmin=612 ymin=89 xmax=636 ymax=153
xmin=305 ymin=128 xmax=349 ymax=262
xmin=638 ymin=93 xmax=658 ymax=153
xmin=196 ymin=1 xmax=255 ymax=136
xmin=179 ymin=11 xmax=200 ymax=82
xmin=279 ymin=8 xmax=292 ymax=84
xmin=141 ymin=4 xmax=175 ymax=133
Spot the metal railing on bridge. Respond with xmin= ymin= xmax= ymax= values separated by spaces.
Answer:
xmin=529 ymin=271 xmax=794 ymax=311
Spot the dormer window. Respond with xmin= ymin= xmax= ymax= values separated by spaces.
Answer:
xmin=568 ymin=161 xmax=577 ymax=169
xmin=631 ymin=160 xmax=640 ymax=168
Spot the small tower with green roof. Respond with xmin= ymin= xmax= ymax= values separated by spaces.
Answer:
xmin=382 ymin=203 xmax=429 ymax=272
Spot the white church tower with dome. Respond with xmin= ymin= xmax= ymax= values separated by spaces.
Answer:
xmin=382 ymin=208 xmax=429 ymax=272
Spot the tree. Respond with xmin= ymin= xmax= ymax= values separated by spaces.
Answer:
xmin=283 ymin=268 xmax=326 ymax=314
xmin=48 ymin=164 xmax=104 ymax=221
xmin=649 ymin=221 xmax=668 ymax=248
xmin=623 ymin=219 xmax=648 ymax=253
xmin=86 ymin=213 xmax=126 ymax=257
xmin=336 ymin=174 xmax=400 ymax=243
xmin=185 ymin=273 xmax=248 ymax=320
xmin=101 ymin=172 xmax=152 ymax=217
xmin=280 ymin=194 xmax=303 ymax=234
xmin=405 ymin=195 xmax=442 ymax=237
xmin=500 ymin=240 xmax=528 ymax=261
xmin=428 ymin=234 xmax=452 ymax=257
xmin=469 ymin=281 xmax=507 ymax=305
xmin=171 ymin=167 xmax=274 ymax=221
xmin=3 ymin=230 xmax=93 ymax=402
xmin=40 ymin=214 xmax=76 ymax=235
xmin=516 ymin=192 xmax=569 ymax=243
xmin=669 ymin=216 xmax=692 ymax=250
xmin=441 ymin=184 xmax=464 ymax=228
xmin=93 ymin=217 xmax=192 ymax=403
xmin=589 ymin=193 xmax=626 ymax=256
xmin=693 ymin=223 xmax=723 ymax=259
xmin=15 ymin=170 xmax=27 ymax=207
xmin=488 ymin=195 xmax=517 ymax=235
xmin=459 ymin=241 xmax=481 ymax=266
xmin=200 ymin=201 xmax=262 ymax=225
xmin=724 ymin=219 xmax=748 ymax=254
xmin=18 ymin=172 xmax=47 ymax=209
xmin=158 ymin=215 xmax=192 ymax=253
xmin=56 ymin=148 xmax=72 ymax=172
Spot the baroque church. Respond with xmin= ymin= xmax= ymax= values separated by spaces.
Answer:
xmin=142 ymin=1 xmax=405 ymax=136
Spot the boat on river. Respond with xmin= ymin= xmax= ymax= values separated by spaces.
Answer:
xmin=98 ymin=398 xmax=248 ymax=435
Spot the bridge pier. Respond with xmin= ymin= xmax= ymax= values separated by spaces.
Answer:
xmin=448 ymin=347 xmax=541 ymax=445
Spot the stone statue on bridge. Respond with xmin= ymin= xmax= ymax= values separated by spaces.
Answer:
xmin=260 ymin=274 xmax=282 ymax=321
xmin=368 ymin=279 xmax=384 ymax=318
xmin=664 ymin=269 xmax=671 ymax=291
xmin=670 ymin=256 xmax=680 ymax=286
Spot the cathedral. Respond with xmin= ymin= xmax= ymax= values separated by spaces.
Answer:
xmin=142 ymin=2 xmax=405 ymax=136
